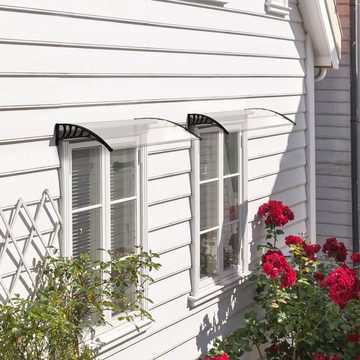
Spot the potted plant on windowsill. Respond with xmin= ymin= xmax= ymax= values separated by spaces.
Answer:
xmin=205 ymin=201 xmax=360 ymax=360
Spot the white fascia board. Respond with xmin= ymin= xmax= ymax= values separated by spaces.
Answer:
xmin=298 ymin=0 xmax=340 ymax=69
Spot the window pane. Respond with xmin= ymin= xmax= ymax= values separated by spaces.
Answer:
xmin=200 ymin=133 xmax=218 ymax=181
xmin=72 ymin=208 xmax=101 ymax=258
xmin=200 ymin=182 xmax=218 ymax=231
xmin=224 ymin=133 xmax=238 ymax=175
xmin=200 ymin=230 xmax=218 ymax=278
xmin=222 ymin=223 xmax=239 ymax=270
xmin=223 ymin=176 xmax=239 ymax=223
xmin=111 ymin=148 xmax=136 ymax=201
xmin=72 ymin=148 xmax=101 ymax=209
xmin=111 ymin=200 xmax=136 ymax=255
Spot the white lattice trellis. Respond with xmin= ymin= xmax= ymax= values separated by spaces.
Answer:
xmin=0 ymin=190 xmax=62 ymax=304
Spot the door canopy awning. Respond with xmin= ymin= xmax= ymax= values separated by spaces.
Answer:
xmin=186 ymin=108 xmax=295 ymax=134
xmin=55 ymin=118 xmax=200 ymax=152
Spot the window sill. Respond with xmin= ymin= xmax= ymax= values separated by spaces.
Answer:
xmin=265 ymin=1 xmax=290 ymax=16
xmin=188 ymin=271 xmax=252 ymax=308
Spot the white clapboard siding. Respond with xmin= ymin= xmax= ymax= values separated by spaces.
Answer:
xmin=316 ymin=174 xmax=351 ymax=189
xmin=150 ymin=245 xmax=191 ymax=281
xmin=0 ymin=12 xmax=305 ymax=58
xmin=0 ymin=77 xmax=305 ymax=107
xmin=105 ymin=283 xmax=255 ymax=360
xmin=148 ymin=197 xmax=191 ymax=231
xmin=0 ymin=170 xmax=60 ymax=206
xmin=317 ymin=199 xmax=352 ymax=214
xmin=248 ymin=167 xmax=307 ymax=201
xmin=148 ymin=173 xmax=191 ymax=205
xmin=0 ymin=140 xmax=59 ymax=176
xmin=248 ymin=148 xmax=306 ymax=180
xmin=0 ymin=1 xmax=310 ymax=359
xmin=148 ymin=270 xmax=191 ymax=307
xmin=0 ymin=45 xmax=306 ymax=76
xmin=148 ymin=221 xmax=191 ymax=254
xmin=148 ymin=150 xmax=191 ymax=179
xmin=316 ymin=150 xmax=351 ymax=164
xmin=248 ymin=185 xmax=307 ymax=217
xmin=248 ymin=131 xmax=306 ymax=159
xmin=315 ymin=0 xmax=351 ymax=246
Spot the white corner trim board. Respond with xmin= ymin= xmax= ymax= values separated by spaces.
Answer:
xmin=265 ymin=0 xmax=290 ymax=16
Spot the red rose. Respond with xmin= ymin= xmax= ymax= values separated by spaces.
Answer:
xmin=205 ymin=354 xmax=229 ymax=360
xmin=322 ymin=237 xmax=348 ymax=262
xmin=329 ymin=356 xmax=340 ymax=360
xmin=303 ymin=243 xmax=321 ymax=261
xmin=285 ymin=235 xmax=303 ymax=246
xmin=322 ymin=263 xmax=360 ymax=308
xmin=262 ymin=250 xmax=296 ymax=288
xmin=257 ymin=200 xmax=294 ymax=227
xmin=313 ymin=273 xmax=325 ymax=281
xmin=351 ymin=253 xmax=360 ymax=264
xmin=347 ymin=333 xmax=360 ymax=343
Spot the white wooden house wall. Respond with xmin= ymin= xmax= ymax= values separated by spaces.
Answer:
xmin=315 ymin=0 xmax=352 ymax=249
xmin=0 ymin=0 xmax=310 ymax=358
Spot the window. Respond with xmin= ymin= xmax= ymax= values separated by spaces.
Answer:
xmin=265 ymin=0 xmax=290 ymax=16
xmin=189 ymin=129 xmax=247 ymax=305
xmin=60 ymin=141 xmax=147 ymax=329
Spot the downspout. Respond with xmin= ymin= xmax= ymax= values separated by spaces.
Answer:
xmin=350 ymin=0 xmax=360 ymax=253
xmin=314 ymin=68 xmax=328 ymax=82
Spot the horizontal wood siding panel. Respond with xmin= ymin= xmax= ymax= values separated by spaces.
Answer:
xmin=0 ymin=11 xmax=305 ymax=58
xmin=316 ymin=150 xmax=351 ymax=164
xmin=148 ymin=271 xmax=191 ymax=306
xmin=248 ymin=148 xmax=306 ymax=180
xmin=248 ymin=131 xmax=306 ymax=159
xmin=0 ymin=170 xmax=60 ymax=206
xmin=148 ymin=198 xmax=191 ymax=231
xmin=150 ymin=246 xmax=191 ymax=280
xmin=148 ymin=221 xmax=191 ymax=254
xmin=248 ymin=185 xmax=307 ymax=217
xmin=248 ymin=167 xmax=307 ymax=201
xmin=0 ymin=140 xmax=59 ymax=176
xmin=148 ymin=150 xmax=191 ymax=179
xmin=0 ymin=45 xmax=306 ymax=76
xmin=0 ymin=77 xmax=305 ymax=107
xmin=148 ymin=173 xmax=191 ymax=204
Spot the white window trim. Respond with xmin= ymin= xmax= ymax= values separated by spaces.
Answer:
xmin=265 ymin=0 xmax=290 ymax=16
xmin=59 ymin=140 xmax=150 ymax=337
xmin=189 ymin=129 xmax=249 ymax=307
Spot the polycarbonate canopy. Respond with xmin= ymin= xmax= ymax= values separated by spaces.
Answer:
xmin=55 ymin=118 xmax=199 ymax=152
xmin=186 ymin=108 xmax=295 ymax=134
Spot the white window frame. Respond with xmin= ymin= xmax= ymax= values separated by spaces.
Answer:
xmin=189 ymin=128 xmax=248 ymax=307
xmin=265 ymin=0 xmax=290 ymax=16
xmin=59 ymin=140 xmax=150 ymax=339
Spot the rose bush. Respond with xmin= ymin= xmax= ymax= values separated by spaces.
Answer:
xmin=205 ymin=201 xmax=360 ymax=360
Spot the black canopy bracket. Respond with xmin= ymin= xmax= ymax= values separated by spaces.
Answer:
xmin=186 ymin=113 xmax=230 ymax=134
xmin=55 ymin=123 xmax=114 ymax=152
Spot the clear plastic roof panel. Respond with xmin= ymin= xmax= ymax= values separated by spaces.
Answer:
xmin=186 ymin=108 xmax=295 ymax=134
xmin=55 ymin=118 xmax=199 ymax=152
